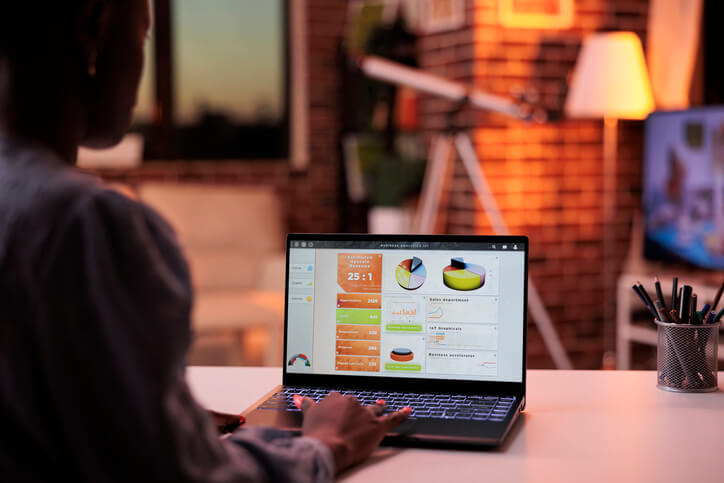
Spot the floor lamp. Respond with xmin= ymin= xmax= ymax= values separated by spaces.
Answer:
xmin=564 ymin=32 xmax=654 ymax=358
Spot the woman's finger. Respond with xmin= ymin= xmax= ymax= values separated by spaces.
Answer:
xmin=294 ymin=394 xmax=317 ymax=413
xmin=367 ymin=400 xmax=386 ymax=416
xmin=301 ymin=396 xmax=316 ymax=412
xmin=379 ymin=407 xmax=411 ymax=431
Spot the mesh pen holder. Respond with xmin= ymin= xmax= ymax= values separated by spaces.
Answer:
xmin=656 ymin=319 xmax=719 ymax=393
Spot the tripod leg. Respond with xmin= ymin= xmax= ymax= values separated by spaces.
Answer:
xmin=454 ymin=133 xmax=574 ymax=369
xmin=454 ymin=133 xmax=508 ymax=235
xmin=413 ymin=135 xmax=455 ymax=234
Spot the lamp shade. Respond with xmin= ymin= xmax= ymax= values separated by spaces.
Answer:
xmin=565 ymin=32 xmax=654 ymax=120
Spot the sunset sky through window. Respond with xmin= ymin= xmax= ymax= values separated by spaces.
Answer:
xmin=134 ymin=0 xmax=285 ymax=125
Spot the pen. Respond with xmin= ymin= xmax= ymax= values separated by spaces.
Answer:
xmin=690 ymin=293 xmax=698 ymax=325
xmin=703 ymin=279 xmax=724 ymax=323
xmin=632 ymin=285 xmax=658 ymax=319
xmin=669 ymin=309 xmax=681 ymax=324
xmin=654 ymin=276 xmax=667 ymax=312
xmin=671 ymin=277 xmax=678 ymax=310
xmin=678 ymin=285 xmax=692 ymax=323
xmin=699 ymin=303 xmax=710 ymax=324
xmin=715 ymin=307 xmax=724 ymax=322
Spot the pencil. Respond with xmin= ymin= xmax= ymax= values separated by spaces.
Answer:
xmin=654 ymin=300 xmax=670 ymax=322
xmin=637 ymin=281 xmax=656 ymax=313
xmin=669 ymin=309 xmax=681 ymax=324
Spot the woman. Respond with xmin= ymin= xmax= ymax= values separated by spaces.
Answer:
xmin=0 ymin=1 xmax=408 ymax=481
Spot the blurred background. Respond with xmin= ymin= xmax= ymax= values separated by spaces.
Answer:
xmin=81 ymin=0 xmax=724 ymax=370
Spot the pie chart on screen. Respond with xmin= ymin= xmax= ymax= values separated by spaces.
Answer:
xmin=395 ymin=257 xmax=427 ymax=290
xmin=443 ymin=257 xmax=485 ymax=291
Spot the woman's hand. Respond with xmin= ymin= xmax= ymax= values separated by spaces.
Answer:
xmin=208 ymin=410 xmax=245 ymax=434
xmin=297 ymin=392 xmax=410 ymax=472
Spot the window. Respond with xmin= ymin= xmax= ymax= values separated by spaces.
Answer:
xmin=134 ymin=0 xmax=289 ymax=160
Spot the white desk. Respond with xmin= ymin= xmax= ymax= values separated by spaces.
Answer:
xmin=187 ymin=367 xmax=724 ymax=483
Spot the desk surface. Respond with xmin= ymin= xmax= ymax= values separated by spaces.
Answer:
xmin=187 ymin=367 xmax=724 ymax=483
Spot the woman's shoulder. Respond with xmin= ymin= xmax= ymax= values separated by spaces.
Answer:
xmin=0 ymin=142 xmax=179 ymax=265
xmin=1 ymin=138 xmax=103 ymax=226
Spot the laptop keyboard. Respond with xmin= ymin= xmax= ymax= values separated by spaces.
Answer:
xmin=258 ymin=387 xmax=515 ymax=422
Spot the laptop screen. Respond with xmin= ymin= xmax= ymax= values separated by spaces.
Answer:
xmin=285 ymin=237 xmax=526 ymax=383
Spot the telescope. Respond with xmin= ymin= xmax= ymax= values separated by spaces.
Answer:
xmin=356 ymin=55 xmax=547 ymax=122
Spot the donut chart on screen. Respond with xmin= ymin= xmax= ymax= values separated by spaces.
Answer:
xmin=287 ymin=353 xmax=311 ymax=367
xmin=442 ymin=257 xmax=485 ymax=291
xmin=395 ymin=257 xmax=427 ymax=290
xmin=390 ymin=348 xmax=414 ymax=362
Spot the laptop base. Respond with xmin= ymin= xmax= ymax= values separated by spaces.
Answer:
xmin=242 ymin=385 xmax=523 ymax=449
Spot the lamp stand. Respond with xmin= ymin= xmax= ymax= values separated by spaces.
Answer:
xmin=602 ymin=116 xmax=618 ymax=358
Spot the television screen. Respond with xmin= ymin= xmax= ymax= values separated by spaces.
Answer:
xmin=643 ymin=107 xmax=724 ymax=269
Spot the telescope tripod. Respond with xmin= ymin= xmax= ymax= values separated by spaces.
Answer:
xmin=413 ymin=131 xmax=573 ymax=369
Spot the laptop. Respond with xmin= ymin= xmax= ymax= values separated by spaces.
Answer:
xmin=243 ymin=234 xmax=527 ymax=447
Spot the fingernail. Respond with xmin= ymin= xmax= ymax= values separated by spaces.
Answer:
xmin=293 ymin=394 xmax=303 ymax=409
xmin=238 ymin=415 xmax=246 ymax=425
xmin=376 ymin=399 xmax=386 ymax=405
xmin=402 ymin=406 xmax=412 ymax=414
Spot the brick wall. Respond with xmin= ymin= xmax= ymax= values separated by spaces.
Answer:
xmin=98 ymin=0 xmax=348 ymax=234
xmin=417 ymin=0 xmax=649 ymax=368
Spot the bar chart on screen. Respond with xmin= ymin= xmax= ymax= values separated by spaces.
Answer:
xmin=391 ymin=301 xmax=418 ymax=317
